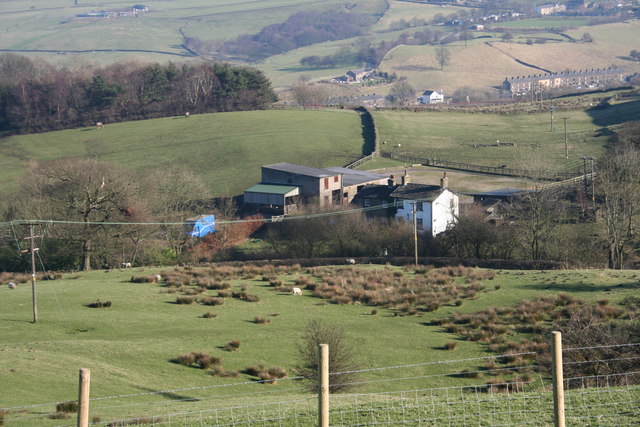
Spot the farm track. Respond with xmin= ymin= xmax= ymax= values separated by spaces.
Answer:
xmin=485 ymin=42 xmax=553 ymax=74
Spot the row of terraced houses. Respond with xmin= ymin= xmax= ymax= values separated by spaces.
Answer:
xmin=502 ymin=67 xmax=627 ymax=96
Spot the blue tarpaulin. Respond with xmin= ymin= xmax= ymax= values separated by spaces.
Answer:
xmin=187 ymin=215 xmax=216 ymax=237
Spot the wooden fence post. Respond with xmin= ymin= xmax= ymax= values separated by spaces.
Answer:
xmin=551 ymin=331 xmax=565 ymax=427
xmin=318 ymin=344 xmax=329 ymax=427
xmin=77 ymin=368 xmax=90 ymax=427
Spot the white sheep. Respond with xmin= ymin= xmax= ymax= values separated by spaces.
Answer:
xmin=292 ymin=287 xmax=302 ymax=295
xmin=121 ymin=262 xmax=132 ymax=268
xmin=153 ymin=274 xmax=162 ymax=282
xmin=96 ymin=122 xmax=104 ymax=129
xmin=346 ymin=258 xmax=356 ymax=265
xmin=184 ymin=112 xmax=190 ymax=118
xmin=8 ymin=282 xmax=17 ymax=289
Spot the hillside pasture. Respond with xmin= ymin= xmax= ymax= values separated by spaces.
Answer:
xmin=371 ymin=96 xmax=640 ymax=170
xmin=378 ymin=20 xmax=640 ymax=97
xmin=0 ymin=109 xmax=364 ymax=197
xmin=0 ymin=0 xmax=351 ymax=64
xmin=0 ymin=265 xmax=638 ymax=425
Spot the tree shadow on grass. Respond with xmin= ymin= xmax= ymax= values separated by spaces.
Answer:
xmin=515 ymin=281 xmax=639 ymax=293
xmin=134 ymin=385 xmax=199 ymax=402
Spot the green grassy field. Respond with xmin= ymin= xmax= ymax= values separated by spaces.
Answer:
xmin=0 ymin=109 xmax=364 ymax=197
xmin=0 ymin=265 xmax=638 ymax=425
xmin=372 ymin=95 xmax=640 ymax=170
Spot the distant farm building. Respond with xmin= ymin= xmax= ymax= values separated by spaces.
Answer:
xmin=419 ymin=90 xmax=444 ymax=104
xmin=244 ymin=163 xmax=389 ymax=215
xmin=536 ymin=3 xmax=567 ymax=15
xmin=503 ymin=67 xmax=627 ymax=96
xmin=77 ymin=5 xmax=148 ymax=18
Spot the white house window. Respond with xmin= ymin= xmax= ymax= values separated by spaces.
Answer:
xmin=416 ymin=202 xmax=423 ymax=211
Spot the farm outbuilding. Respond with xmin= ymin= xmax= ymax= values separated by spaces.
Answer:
xmin=243 ymin=184 xmax=300 ymax=215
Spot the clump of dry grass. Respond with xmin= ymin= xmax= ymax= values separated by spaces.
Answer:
xmin=253 ymin=316 xmax=270 ymax=324
xmin=86 ymin=300 xmax=112 ymax=308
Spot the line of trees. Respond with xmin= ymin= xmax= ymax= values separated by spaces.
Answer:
xmin=220 ymin=10 xmax=374 ymax=61
xmin=0 ymin=54 xmax=277 ymax=134
xmin=300 ymin=29 xmax=444 ymax=70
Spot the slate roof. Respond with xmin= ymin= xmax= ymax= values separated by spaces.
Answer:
xmin=353 ymin=184 xmax=396 ymax=200
xmin=263 ymin=163 xmax=334 ymax=178
xmin=324 ymin=167 xmax=387 ymax=187
xmin=390 ymin=184 xmax=445 ymax=201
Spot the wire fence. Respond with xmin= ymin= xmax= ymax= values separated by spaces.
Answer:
xmin=3 ymin=342 xmax=639 ymax=426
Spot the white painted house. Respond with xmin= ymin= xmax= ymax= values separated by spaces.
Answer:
xmin=390 ymin=176 xmax=458 ymax=237
xmin=419 ymin=90 xmax=444 ymax=104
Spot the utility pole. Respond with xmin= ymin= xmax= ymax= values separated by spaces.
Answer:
xmin=412 ymin=202 xmax=418 ymax=266
xmin=550 ymin=104 xmax=555 ymax=132
xmin=562 ymin=118 xmax=568 ymax=159
xmin=22 ymin=224 xmax=40 ymax=323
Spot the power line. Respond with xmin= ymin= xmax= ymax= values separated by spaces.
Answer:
xmin=0 ymin=200 xmax=406 ymax=229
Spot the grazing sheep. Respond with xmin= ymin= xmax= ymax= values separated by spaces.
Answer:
xmin=96 ymin=122 xmax=104 ymax=129
xmin=292 ymin=287 xmax=302 ymax=296
xmin=184 ymin=112 xmax=190 ymax=118
xmin=153 ymin=274 xmax=162 ymax=282
xmin=8 ymin=282 xmax=17 ymax=289
xmin=121 ymin=262 xmax=132 ymax=268
xmin=346 ymin=258 xmax=356 ymax=265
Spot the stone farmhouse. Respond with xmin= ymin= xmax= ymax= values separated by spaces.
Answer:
xmin=354 ymin=172 xmax=459 ymax=237
xmin=419 ymin=90 xmax=445 ymax=105
xmin=503 ymin=67 xmax=627 ymax=96
xmin=244 ymin=164 xmax=460 ymax=236
xmin=536 ymin=3 xmax=567 ymax=15
xmin=243 ymin=163 xmax=389 ymax=215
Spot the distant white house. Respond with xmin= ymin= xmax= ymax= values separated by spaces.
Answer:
xmin=419 ymin=90 xmax=444 ymax=104
xmin=390 ymin=176 xmax=459 ymax=237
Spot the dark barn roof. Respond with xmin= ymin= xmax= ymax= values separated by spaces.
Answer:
xmin=390 ymin=184 xmax=444 ymax=201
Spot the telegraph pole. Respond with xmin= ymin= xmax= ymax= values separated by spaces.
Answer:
xmin=562 ymin=118 xmax=568 ymax=159
xmin=22 ymin=224 xmax=40 ymax=323
xmin=412 ymin=202 xmax=418 ymax=266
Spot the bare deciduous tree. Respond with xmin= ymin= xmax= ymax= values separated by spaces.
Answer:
xmin=21 ymin=158 xmax=137 ymax=270
xmin=597 ymin=144 xmax=640 ymax=269
xmin=295 ymin=319 xmax=360 ymax=393
xmin=434 ymin=46 xmax=451 ymax=70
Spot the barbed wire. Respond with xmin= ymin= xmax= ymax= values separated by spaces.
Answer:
xmin=563 ymin=342 xmax=640 ymax=352
xmin=330 ymin=351 xmax=540 ymax=376
xmin=564 ymin=355 xmax=640 ymax=365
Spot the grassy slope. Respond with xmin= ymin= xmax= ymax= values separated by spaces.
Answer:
xmin=0 ymin=109 xmax=364 ymax=197
xmin=0 ymin=0 xmax=348 ymax=64
xmin=0 ymin=266 xmax=637 ymax=424
xmin=372 ymin=95 xmax=640 ymax=169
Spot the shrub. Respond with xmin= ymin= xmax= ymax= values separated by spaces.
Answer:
xmin=253 ymin=316 xmax=270 ymax=324
xmin=87 ymin=300 xmax=112 ymax=308
xmin=0 ymin=408 xmax=5 ymax=426
xmin=202 ymin=312 xmax=218 ymax=319
xmin=200 ymin=296 xmax=224 ymax=306
xmin=56 ymin=401 xmax=78 ymax=413
xmin=177 ymin=353 xmax=196 ymax=366
xmin=224 ymin=339 xmax=241 ymax=352
xmin=296 ymin=319 xmax=359 ymax=393
xmin=176 ymin=296 xmax=196 ymax=304
xmin=444 ymin=341 xmax=458 ymax=351
xmin=211 ymin=367 xmax=238 ymax=378
xmin=130 ymin=276 xmax=155 ymax=283
xmin=193 ymin=352 xmax=219 ymax=369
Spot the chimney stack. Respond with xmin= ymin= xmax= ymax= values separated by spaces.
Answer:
xmin=401 ymin=170 xmax=410 ymax=186
xmin=440 ymin=172 xmax=448 ymax=189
